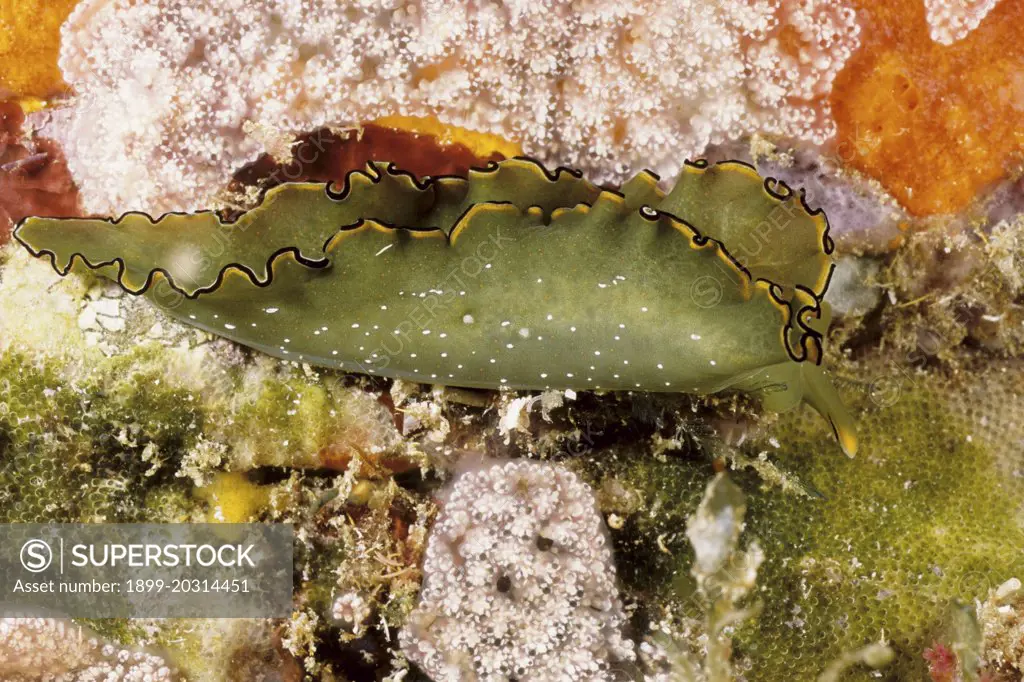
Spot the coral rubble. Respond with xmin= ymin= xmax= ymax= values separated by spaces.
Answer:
xmin=979 ymin=578 xmax=1024 ymax=678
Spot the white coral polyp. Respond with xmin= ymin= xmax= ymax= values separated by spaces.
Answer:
xmin=58 ymin=0 xmax=861 ymax=216
xmin=399 ymin=460 xmax=634 ymax=682
xmin=924 ymin=0 xmax=1003 ymax=45
xmin=0 ymin=617 xmax=174 ymax=681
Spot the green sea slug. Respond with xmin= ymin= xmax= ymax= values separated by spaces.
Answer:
xmin=14 ymin=157 xmax=857 ymax=455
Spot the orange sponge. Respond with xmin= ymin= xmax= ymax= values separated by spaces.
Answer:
xmin=831 ymin=0 xmax=1024 ymax=216
xmin=0 ymin=0 xmax=78 ymax=99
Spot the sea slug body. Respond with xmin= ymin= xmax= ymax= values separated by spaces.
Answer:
xmin=14 ymin=157 xmax=857 ymax=455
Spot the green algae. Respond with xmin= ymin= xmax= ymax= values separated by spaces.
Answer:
xmin=0 ymin=346 xmax=204 ymax=522
xmin=739 ymin=371 xmax=1024 ymax=681
xmin=571 ymin=360 xmax=1023 ymax=681
xmin=223 ymin=369 xmax=403 ymax=470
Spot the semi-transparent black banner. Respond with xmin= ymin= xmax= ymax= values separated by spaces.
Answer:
xmin=0 ymin=524 xmax=293 ymax=617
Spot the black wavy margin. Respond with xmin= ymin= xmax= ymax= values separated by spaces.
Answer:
xmin=13 ymin=155 xmax=835 ymax=365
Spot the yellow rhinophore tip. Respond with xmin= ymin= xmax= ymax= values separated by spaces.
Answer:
xmin=837 ymin=421 xmax=859 ymax=458
xmin=801 ymin=363 xmax=859 ymax=458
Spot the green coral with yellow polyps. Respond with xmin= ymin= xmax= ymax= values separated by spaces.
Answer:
xmin=15 ymin=157 xmax=856 ymax=455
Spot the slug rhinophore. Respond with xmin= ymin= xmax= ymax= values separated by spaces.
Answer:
xmin=15 ymin=158 xmax=857 ymax=455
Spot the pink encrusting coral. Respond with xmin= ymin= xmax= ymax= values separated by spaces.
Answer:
xmin=400 ymin=460 xmax=635 ymax=681
xmin=55 ymin=0 xmax=860 ymax=215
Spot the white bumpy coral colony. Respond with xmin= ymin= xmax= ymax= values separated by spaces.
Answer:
xmin=58 ymin=0 xmax=860 ymax=215
xmin=0 ymin=618 xmax=175 ymax=681
xmin=923 ymin=0 xmax=1003 ymax=45
xmin=400 ymin=459 xmax=635 ymax=682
